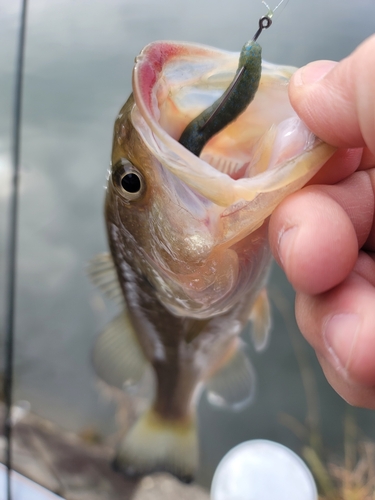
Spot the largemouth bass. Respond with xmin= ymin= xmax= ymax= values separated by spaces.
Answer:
xmin=89 ymin=39 xmax=335 ymax=482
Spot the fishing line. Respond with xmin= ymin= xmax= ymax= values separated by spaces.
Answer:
xmin=3 ymin=0 xmax=28 ymax=499
xmin=262 ymin=0 xmax=289 ymax=18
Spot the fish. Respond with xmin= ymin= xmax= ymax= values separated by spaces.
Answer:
xmin=88 ymin=39 xmax=335 ymax=483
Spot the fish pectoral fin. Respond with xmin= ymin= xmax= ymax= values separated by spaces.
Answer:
xmin=92 ymin=311 xmax=147 ymax=390
xmin=87 ymin=252 xmax=123 ymax=305
xmin=113 ymin=408 xmax=198 ymax=483
xmin=248 ymin=288 xmax=271 ymax=352
xmin=205 ymin=341 xmax=255 ymax=411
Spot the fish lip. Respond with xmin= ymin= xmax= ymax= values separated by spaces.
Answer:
xmin=132 ymin=40 xmax=335 ymax=209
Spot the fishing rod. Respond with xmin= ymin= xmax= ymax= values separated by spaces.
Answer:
xmin=3 ymin=0 xmax=28 ymax=499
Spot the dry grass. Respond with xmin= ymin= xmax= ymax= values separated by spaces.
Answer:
xmin=303 ymin=419 xmax=375 ymax=500
xmin=271 ymin=287 xmax=375 ymax=500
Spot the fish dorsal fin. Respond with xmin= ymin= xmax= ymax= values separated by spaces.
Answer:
xmin=92 ymin=311 xmax=147 ymax=390
xmin=205 ymin=342 xmax=255 ymax=411
xmin=87 ymin=253 xmax=123 ymax=305
xmin=249 ymin=288 xmax=271 ymax=352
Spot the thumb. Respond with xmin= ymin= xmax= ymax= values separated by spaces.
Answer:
xmin=289 ymin=34 xmax=375 ymax=155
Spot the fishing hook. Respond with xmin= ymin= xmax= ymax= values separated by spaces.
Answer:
xmin=199 ymin=66 xmax=245 ymax=132
xmin=179 ymin=0 xmax=290 ymax=155
xmin=179 ymin=12 xmax=274 ymax=153
xmin=252 ymin=16 xmax=272 ymax=42
xmin=200 ymin=14 xmax=272 ymax=132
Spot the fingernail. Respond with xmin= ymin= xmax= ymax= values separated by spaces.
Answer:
xmin=277 ymin=226 xmax=298 ymax=267
xmin=323 ymin=313 xmax=360 ymax=374
xmin=293 ymin=60 xmax=337 ymax=87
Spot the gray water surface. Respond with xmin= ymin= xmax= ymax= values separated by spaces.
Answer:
xmin=0 ymin=0 xmax=375 ymax=489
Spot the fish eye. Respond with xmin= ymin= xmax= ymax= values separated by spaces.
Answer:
xmin=121 ymin=173 xmax=141 ymax=193
xmin=112 ymin=159 xmax=145 ymax=200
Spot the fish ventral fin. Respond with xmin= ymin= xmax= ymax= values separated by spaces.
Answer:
xmin=206 ymin=340 xmax=256 ymax=411
xmin=87 ymin=252 xmax=123 ymax=305
xmin=249 ymin=288 xmax=271 ymax=352
xmin=113 ymin=408 xmax=198 ymax=484
xmin=92 ymin=311 xmax=147 ymax=390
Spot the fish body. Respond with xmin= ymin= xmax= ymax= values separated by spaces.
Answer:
xmin=90 ymin=40 xmax=335 ymax=482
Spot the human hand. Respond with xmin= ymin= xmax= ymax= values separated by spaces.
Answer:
xmin=269 ymin=35 xmax=375 ymax=408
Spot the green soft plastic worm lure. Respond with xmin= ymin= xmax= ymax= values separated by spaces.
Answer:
xmin=178 ymin=7 xmax=283 ymax=157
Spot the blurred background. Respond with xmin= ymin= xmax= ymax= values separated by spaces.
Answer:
xmin=0 ymin=0 xmax=374 ymax=490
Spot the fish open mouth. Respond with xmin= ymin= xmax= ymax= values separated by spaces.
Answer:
xmin=113 ymin=40 xmax=335 ymax=316
xmin=131 ymin=40 xmax=335 ymax=212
